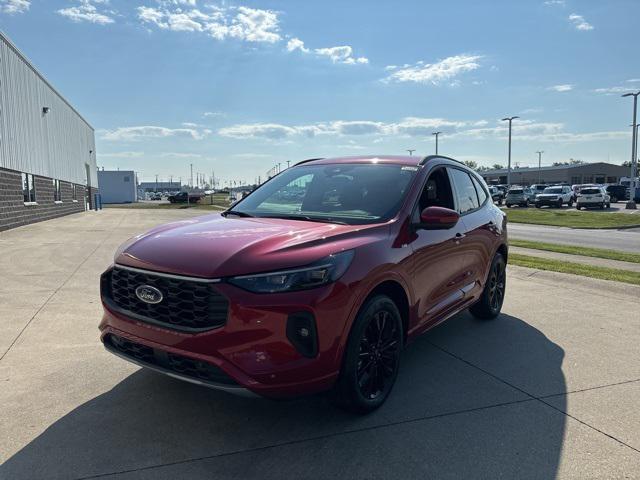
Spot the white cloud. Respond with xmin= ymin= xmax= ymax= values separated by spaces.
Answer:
xmin=286 ymin=38 xmax=368 ymax=65
xmin=286 ymin=37 xmax=309 ymax=53
xmin=58 ymin=0 xmax=115 ymax=25
xmin=203 ymin=111 xmax=225 ymax=118
xmin=548 ymin=84 xmax=573 ymax=92
xmin=569 ymin=13 xmax=593 ymax=31
xmin=218 ymin=117 xmax=486 ymax=140
xmin=383 ymin=55 xmax=482 ymax=85
xmin=0 ymin=0 xmax=30 ymax=14
xmin=101 ymin=125 xmax=211 ymax=141
xmin=544 ymin=0 xmax=565 ymax=6
xmin=314 ymin=46 xmax=368 ymax=65
xmin=594 ymin=86 xmax=635 ymax=95
xmin=99 ymin=151 xmax=145 ymax=158
xmin=627 ymin=79 xmax=640 ymax=83
xmin=138 ymin=4 xmax=281 ymax=43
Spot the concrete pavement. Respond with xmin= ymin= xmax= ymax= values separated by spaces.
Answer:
xmin=1 ymin=209 xmax=639 ymax=479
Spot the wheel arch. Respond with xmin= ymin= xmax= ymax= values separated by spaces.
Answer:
xmin=359 ymin=280 xmax=411 ymax=343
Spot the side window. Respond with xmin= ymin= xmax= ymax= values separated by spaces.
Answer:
xmin=22 ymin=173 xmax=36 ymax=203
xmin=471 ymin=176 xmax=488 ymax=205
xmin=449 ymin=168 xmax=479 ymax=214
xmin=417 ymin=168 xmax=455 ymax=213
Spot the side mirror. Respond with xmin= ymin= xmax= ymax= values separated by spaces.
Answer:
xmin=417 ymin=206 xmax=460 ymax=230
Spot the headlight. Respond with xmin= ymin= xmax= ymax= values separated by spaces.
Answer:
xmin=228 ymin=250 xmax=354 ymax=293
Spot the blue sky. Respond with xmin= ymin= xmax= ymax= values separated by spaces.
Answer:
xmin=1 ymin=0 xmax=639 ymax=186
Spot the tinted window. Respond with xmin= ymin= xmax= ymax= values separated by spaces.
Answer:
xmin=509 ymin=189 xmax=524 ymax=194
xmin=580 ymin=188 xmax=601 ymax=194
xmin=449 ymin=168 xmax=479 ymax=214
xmin=544 ymin=187 xmax=563 ymax=194
xmin=418 ymin=168 xmax=455 ymax=211
xmin=471 ymin=176 xmax=488 ymax=205
xmin=232 ymin=164 xmax=418 ymax=225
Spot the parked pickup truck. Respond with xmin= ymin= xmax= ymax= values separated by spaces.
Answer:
xmin=168 ymin=191 xmax=203 ymax=203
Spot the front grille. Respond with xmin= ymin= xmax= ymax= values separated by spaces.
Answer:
xmin=103 ymin=267 xmax=229 ymax=332
xmin=105 ymin=334 xmax=238 ymax=386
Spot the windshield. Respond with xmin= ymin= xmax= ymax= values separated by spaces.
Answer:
xmin=228 ymin=163 xmax=418 ymax=225
xmin=543 ymin=187 xmax=563 ymax=194
xmin=580 ymin=188 xmax=600 ymax=194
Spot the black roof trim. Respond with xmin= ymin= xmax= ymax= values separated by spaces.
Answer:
xmin=419 ymin=155 xmax=464 ymax=166
xmin=294 ymin=158 xmax=325 ymax=166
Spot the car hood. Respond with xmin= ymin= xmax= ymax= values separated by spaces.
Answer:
xmin=115 ymin=214 xmax=387 ymax=278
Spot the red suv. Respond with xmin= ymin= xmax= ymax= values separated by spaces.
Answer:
xmin=100 ymin=155 xmax=507 ymax=413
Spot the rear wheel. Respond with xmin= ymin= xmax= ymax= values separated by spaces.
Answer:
xmin=557 ymin=199 xmax=563 ymax=208
xmin=567 ymin=198 xmax=573 ymax=207
xmin=611 ymin=195 xmax=618 ymax=203
xmin=332 ymin=295 xmax=403 ymax=414
xmin=470 ymin=253 xmax=506 ymax=320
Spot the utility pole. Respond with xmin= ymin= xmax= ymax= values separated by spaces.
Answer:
xmin=536 ymin=151 xmax=544 ymax=184
xmin=407 ymin=149 xmax=416 ymax=156
xmin=190 ymin=163 xmax=194 ymax=190
xmin=432 ymin=132 xmax=442 ymax=155
xmin=155 ymin=174 xmax=158 ymax=193
xmin=622 ymin=92 xmax=640 ymax=209
xmin=287 ymin=160 xmax=291 ymax=168
xmin=501 ymin=116 xmax=519 ymax=185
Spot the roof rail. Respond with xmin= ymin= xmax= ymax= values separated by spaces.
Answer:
xmin=294 ymin=157 xmax=325 ymax=166
xmin=419 ymin=155 xmax=465 ymax=166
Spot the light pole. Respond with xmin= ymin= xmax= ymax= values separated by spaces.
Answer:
xmin=432 ymin=132 xmax=442 ymax=155
xmin=622 ymin=92 xmax=640 ymax=208
xmin=536 ymin=151 xmax=544 ymax=183
xmin=501 ymin=116 xmax=519 ymax=185
xmin=190 ymin=163 xmax=194 ymax=189
xmin=407 ymin=149 xmax=416 ymax=156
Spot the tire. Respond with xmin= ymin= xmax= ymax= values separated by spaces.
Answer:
xmin=568 ymin=199 xmax=573 ymax=207
xmin=600 ymin=203 xmax=605 ymax=209
xmin=498 ymin=199 xmax=503 ymax=206
xmin=607 ymin=203 xmax=611 ymax=208
xmin=557 ymin=200 xmax=563 ymax=208
xmin=611 ymin=196 xmax=617 ymax=203
xmin=535 ymin=204 xmax=541 ymax=208
xmin=470 ymin=253 xmax=506 ymax=320
xmin=331 ymin=295 xmax=403 ymax=414
xmin=525 ymin=200 xmax=530 ymax=208
xmin=506 ymin=204 xmax=511 ymax=208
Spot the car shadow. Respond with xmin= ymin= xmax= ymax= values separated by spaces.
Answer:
xmin=2 ymin=313 xmax=565 ymax=480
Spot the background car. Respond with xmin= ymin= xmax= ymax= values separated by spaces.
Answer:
xmin=604 ymin=184 xmax=628 ymax=203
xmin=576 ymin=186 xmax=611 ymax=209
xmin=488 ymin=186 xmax=504 ymax=205
xmin=535 ymin=185 xmax=573 ymax=208
xmin=505 ymin=186 xmax=534 ymax=207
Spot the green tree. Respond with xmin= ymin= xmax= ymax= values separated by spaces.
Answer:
xmin=492 ymin=163 xmax=504 ymax=170
xmin=463 ymin=160 xmax=478 ymax=170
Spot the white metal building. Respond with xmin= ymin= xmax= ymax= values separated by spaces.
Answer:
xmin=97 ymin=170 xmax=137 ymax=204
xmin=0 ymin=30 xmax=98 ymax=231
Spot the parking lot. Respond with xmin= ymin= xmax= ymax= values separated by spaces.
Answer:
xmin=1 ymin=209 xmax=639 ymax=479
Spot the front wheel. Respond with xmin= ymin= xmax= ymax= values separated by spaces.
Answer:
xmin=568 ymin=199 xmax=573 ymax=207
xmin=470 ymin=253 xmax=506 ymax=320
xmin=332 ymin=295 xmax=403 ymax=414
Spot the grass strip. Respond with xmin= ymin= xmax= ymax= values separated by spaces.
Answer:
xmin=509 ymin=239 xmax=640 ymax=264
xmin=509 ymin=253 xmax=640 ymax=285
xmin=505 ymin=208 xmax=640 ymax=229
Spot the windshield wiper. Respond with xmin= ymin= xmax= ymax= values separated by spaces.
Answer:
xmin=259 ymin=214 xmax=347 ymax=225
xmin=221 ymin=210 xmax=254 ymax=218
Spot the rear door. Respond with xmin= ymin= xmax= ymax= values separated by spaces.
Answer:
xmin=448 ymin=167 xmax=495 ymax=302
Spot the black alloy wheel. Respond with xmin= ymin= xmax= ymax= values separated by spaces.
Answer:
xmin=470 ymin=253 xmax=507 ymax=320
xmin=356 ymin=309 xmax=401 ymax=401
xmin=332 ymin=295 xmax=403 ymax=413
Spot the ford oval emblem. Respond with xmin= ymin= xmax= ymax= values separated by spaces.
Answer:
xmin=135 ymin=285 xmax=163 ymax=304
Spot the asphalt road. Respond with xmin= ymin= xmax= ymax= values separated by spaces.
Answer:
xmin=1 ymin=209 xmax=640 ymax=479
xmin=509 ymin=222 xmax=640 ymax=253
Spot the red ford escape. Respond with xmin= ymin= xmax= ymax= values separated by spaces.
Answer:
xmin=100 ymin=155 xmax=508 ymax=413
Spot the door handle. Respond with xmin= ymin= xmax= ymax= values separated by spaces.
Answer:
xmin=455 ymin=232 xmax=466 ymax=239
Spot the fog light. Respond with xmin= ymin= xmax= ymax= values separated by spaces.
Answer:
xmin=286 ymin=312 xmax=318 ymax=358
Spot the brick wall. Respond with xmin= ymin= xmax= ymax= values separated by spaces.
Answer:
xmin=0 ymin=167 xmax=91 ymax=231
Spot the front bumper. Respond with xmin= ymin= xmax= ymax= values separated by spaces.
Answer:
xmin=535 ymin=197 xmax=561 ymax=205
xmin=99 ymin=266 xmax=356 ymax=398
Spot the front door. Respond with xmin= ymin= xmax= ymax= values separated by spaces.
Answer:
xmin=410 ymin=167 xmax=469 ymax=333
